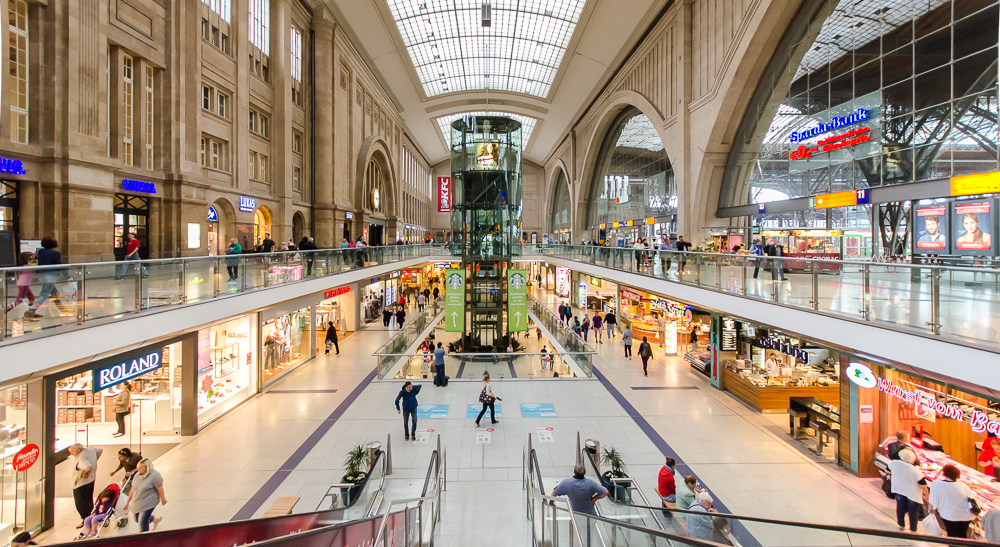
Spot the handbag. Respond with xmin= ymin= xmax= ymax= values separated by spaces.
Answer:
xmin=479 ymin=386 xmax=489 ymax=403
xmin=969 ymin=497 xmax=983 ymax=515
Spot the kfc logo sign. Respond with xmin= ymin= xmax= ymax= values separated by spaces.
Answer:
xmin=438 ymin=177 xmax=452 ymax=212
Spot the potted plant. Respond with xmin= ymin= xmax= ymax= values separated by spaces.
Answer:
xmin=600 ymin=446 xmax=632 ymax=502
xmin=340 ymin=444 xmax=369 ymax=506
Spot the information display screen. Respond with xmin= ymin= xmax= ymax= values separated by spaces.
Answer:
xmin=952 ymin=200 xmax=995 ymax=255
xmin=913 ymin=203 xmax=949 ymax=254
xmin=476 ymin=141 xmax=499 ymax=169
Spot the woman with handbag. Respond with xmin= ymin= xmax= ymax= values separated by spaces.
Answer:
xmin=112 ymin=381 xmax=132 ymax=438
xmin=475 ymin=373 xmax=499 ymax=427
xmin=928 ymin=464 xmax=977 ymax=537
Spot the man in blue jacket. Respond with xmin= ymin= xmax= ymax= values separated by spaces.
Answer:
xmin=395 ymin=381 xmax=422 ymax=441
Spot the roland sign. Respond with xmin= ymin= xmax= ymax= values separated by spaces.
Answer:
xmin=92 ymin=349 xmax=163 ymax=392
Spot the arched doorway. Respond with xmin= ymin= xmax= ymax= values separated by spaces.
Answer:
xmin=208 ymin=198 xmax=237 ymax=256
xmin=292 ymin=211 xmax=305 ymax=244
xmin=364 ymin=159 xmax=387 ymax=246
xmin=253 ymin=206 xmax=272 ymax=248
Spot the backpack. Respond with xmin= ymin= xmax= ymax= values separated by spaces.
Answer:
xmin=479 ymin=385 xmax=490 ymax=403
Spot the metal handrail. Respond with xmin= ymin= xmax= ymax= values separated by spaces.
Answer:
xmin=372 ymin=446 xmax=443 ymax=547
xmin=611 ymin=502 xmax=990 ymax=546
xmin=371 ymin=301 xmax=444 ymax=356
xmin=314 ymin=450 xmax=387 ymax=512
xmin=576 ymin=509 xmax=740 ymax=547
xmin=532 ymin=243 xmax=1000 ymax=274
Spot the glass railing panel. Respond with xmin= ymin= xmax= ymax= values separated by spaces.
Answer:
xmin=140 ymin=259 xmax=186 ymax=311
xmin=182 ymin=257 xmax=221 ymax=304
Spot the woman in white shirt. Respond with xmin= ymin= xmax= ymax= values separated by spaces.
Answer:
xmin=928 ymin=464 xmax=976 ymax=537
xmin=888 ymin=449 xmax=927 ymax=531
xmin=474 ymin=373 xmax=498 ymax=427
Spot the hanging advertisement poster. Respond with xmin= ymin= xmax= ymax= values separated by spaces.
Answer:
xmin=952 ymin=200 xmax=995 ymax=255
xmin=437 ymin=177 xmax=452 ymax=212
xmin=508 ymin=269 xmax=528 ymax=332
xmin=555 ymin=267 xmax=570 ymax=298
xmin=445 ymin=268 xmax=466 ymax=332
xmin=577 ymin=281 xmax=587 ymax=310
xmin=913 ymin=202 xmax=949 ymax=254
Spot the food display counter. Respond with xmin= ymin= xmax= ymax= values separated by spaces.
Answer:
xmin=875 ymin=436 xmax=999 ymax=538
xmin=723 ymin=360 xmax=839 ymax=412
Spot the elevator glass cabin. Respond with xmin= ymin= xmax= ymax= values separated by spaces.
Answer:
xmin=450 ymin=116 xmax=523 ymax=351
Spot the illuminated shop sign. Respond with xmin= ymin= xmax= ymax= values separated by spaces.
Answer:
xmin=239 ymin=196 xmax=256 ymax=212
xmin=346 ymin=212 xmax=354 ymax=219
xmin=789 ymin=108 xmax=869 ymax=143
xmin=324 ymin=286 xmax=351 ymax=299
xmin=208 ymin=206 xmax=218 ymax=222
xmin=790 ymin=127 xmax=871 ymax=161
xmin=0 ymin=157 xmax=26 ymax=175
xmin=846 ymin=362 xmax=877 ymax=388
xmin=92 ymin=349 xmax=163 ymax=392
xmin=620 ymin=288 xmax=643 ymax=302
xmin=752 ymin=337 xmax=808 ymax=362
xmin=437 ymin=177 xmax=452 ymax=212
xmin=123 ymin=179 xmax=157 ymax=194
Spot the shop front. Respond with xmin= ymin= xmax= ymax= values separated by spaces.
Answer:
xmin=722 ymin=324 xmax=840 ymax=412
xmin=315 ymin=285 xmax=356 ymax=342
xmin=363 ymin=276 xmax=387 ymax=323
xmin=0 ymin=382 xmax=41 ymax=536
xmin=261 ymin=302 xmax=315 ymax=387
xmin=113 ymin=191 xmax=151 ymax=260
xmin=583 ymin=276 xmax=617 ymax=315
xmin=848 ymin=361 xmax=1000 ymax=538
xmin=616 ymin=287 xmax=707 ymax=360
xmin=0 ymin=180 xmax=20 ymax=266
xmin=554 ymin=266 xmax=570 ymax=298
xmin=197 ymin=315 xmax=257 ymax=426
xmin=759 ymin=230 xmax=844 ymax=270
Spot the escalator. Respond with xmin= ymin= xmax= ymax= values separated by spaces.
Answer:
xmin=524 ymin=449 xmax=995 ymax=547
xmin=45 ymin=438 xmax=445 ymax=547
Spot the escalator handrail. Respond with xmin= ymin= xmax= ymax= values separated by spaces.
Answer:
xmin=238 ymin=514 xmax=386 ymax=547
xmin=315 ymin=450 xmax=386 ymax=512
xmin=571 ymin=509 xmax=737 ymax=547
xmin=420 ymin=449 xmax=440 ymax=497
xmin=529 ymin=448 xmax=545 ymax=494
xmin=616 ymin=502 xmax=989 ymax=546
xmin=581 ymin=447 xmax=665 ymax=531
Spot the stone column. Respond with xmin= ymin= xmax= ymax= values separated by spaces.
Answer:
xmin=311 ymin=12 xmax=336 ymax=247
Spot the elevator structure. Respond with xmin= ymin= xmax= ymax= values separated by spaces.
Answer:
xmin=449 ymin=115 xmax=523 ymax=351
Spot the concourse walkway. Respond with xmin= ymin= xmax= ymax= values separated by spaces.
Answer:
xmin=531 ymin=285 xmax=904 ymax=532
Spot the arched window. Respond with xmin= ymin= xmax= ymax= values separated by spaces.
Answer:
xmin=550 ymin=171 xmax=572 ymax=240
xmin=587 ymin=108 xmax=674 ymax=231
xmin=253 ymin=206 xmax=271 ymax=246
xmin=365 ymin=159 xmax=384 ymax=214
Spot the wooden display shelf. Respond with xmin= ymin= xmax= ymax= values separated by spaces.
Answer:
xmin=723 ymin=367 xmax=839 ymax=412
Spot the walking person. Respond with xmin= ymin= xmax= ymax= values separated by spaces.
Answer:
xmin=767 ymin=241 xmax=787 ymax=281
xmin=395 ymin=306 xmax=406 ymax=328
xmin=605 ymin=310 xmax=617 ymax=339
xmin=123 ymin=458 xmax=166 ymax=533
xmin=581 ymin=316 xmax=591 ymax=342
xmin=475 ymin=373 xmax=499 ymax=426
xmin=621 ymin=325 xmax=634 ymax=360
xmin=689 ymin=327 xmax=699 ymax=351
xmin=68 ymin=443 xmax=102 ymax=529
xmin=22 ymin=237 xmax=69 ymax=321
xmin=433 ymin=343 xmax=447 ymax=387
xmin=299 ymin=237 xmax=317 ymax=276
xmin=750 ymin=238 xmax=764 ymax=279
xmin=889 ymin=449 xmax=927 ymax=532
xmin=110 ymin=448 xmax=143 ymax=484
xmin=656 ymin=313 xmax=666 ymax=348
xmin=395 ymin=381 xmax=422 ymax=441
xmin=115 ymin=233 xmax=148 ymax=279
xmin=676 ymin=236 xmax=692 ymax=274
xmin=432 ymin=286 xmax=440 ymax=300
xmin=225 ymin=238 xmax=242 ymax=281
xmin=325 ymin=322 xmax=340 ymax=354
xmin=417 ymin=292 xmax=426 ymax=312
xmin=592 ymin=312 xmax=603 ymax=344
xmin=382 ymin=307 xmax=393 ymax=329
xmin=638 ymin=336 xmax=652 ymax=376
xmin=572 ymin=316 xmax=582 ymax=336
xmin=557 ymin=303 xmax=566 ymax=326
xmin=658 ymin=236 xmax=672 ymax=272
xmin=261 ymin=233 xmax=276 ymax=253
xmin=929 ymin=464 xmax=976 ymax=537
xmin=7 ymin=252 xmax=35 ymax=310
xmin=112 ymin=381 xmax=132 ymax=438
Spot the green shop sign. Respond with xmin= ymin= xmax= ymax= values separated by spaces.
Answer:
xmin=508 ymin=269 xmax=528 ymax=332
xmin=445 ymin=268 xmax=466 ymax=332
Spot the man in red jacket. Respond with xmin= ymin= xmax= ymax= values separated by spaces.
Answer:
xmin=657 ymin=456 xmax=677 ymax=504
xmin=116 ymin=233 xmax=148 ymax=279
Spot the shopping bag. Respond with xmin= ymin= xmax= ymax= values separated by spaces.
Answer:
xmin=921 ymin=515 xmax=945 ymax=536
xmin=64 ymin=280 xmax=78 ymax=300
xmin=7 ymin=302 xmax=28 ymax=320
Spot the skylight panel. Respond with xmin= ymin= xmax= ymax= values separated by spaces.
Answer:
xmin=387 ymin=0 xmax=586 ymax=97
xmin=436 ymin=112 xmax=537 ymax=149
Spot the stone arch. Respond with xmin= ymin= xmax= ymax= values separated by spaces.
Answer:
xmin=355 ymin=135 xmax=397 ymax=219
xmin=253 ymin=204 xmax=273 ymax=247
xmin=545 ymin=158 xmax=572 ymax=231
xmin=575 ymin=90 xmax=675 ymax=235
xmin=547 ymin=167 xmax=573 ymax=240
xmin=292 ymin=211 xmax=306 ymax=243
xmin=211 ymin=197 xmax=237 ymax=253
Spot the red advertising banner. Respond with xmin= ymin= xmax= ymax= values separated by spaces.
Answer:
xmin=12 ymin=444 xmax=38 ymax=472
xmin=954 ymin=201 xmax=994 ymax=252
xmin=914 ymin=204 xmax=948 ymax=252
xmin=437 ymin=177 xmax=452 ymax=212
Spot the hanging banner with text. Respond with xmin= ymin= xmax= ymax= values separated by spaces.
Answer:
xmin=437 ymin=177 xmax=452 ymax=212
xmin=445 ymin=268 xmax=466 ymax=332
xmin=508 ymin=269 xmax=528 ymax=332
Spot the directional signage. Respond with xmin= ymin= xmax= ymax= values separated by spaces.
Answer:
xmin=416 ymin=404 xmax=449 ymax=420
xmin=476 ymin=429 xmax=492 ymax=444
xmin=445 ymin=268 xmax=466 ymax=332
xmin=520 ymin=403 xmax=557 ymax=418
xmin=508 ymin=269 xmax=528 ymax=332
xmin=414 ymin=429 xmax=432 ymax=444
xmin=536 ymin=427 xmax=554 ymax=443
xmin=467 ymin=403 xmax=503 ymax=418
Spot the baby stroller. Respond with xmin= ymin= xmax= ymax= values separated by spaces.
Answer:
xmin=79 ymin=473 xmax=134 ymax=540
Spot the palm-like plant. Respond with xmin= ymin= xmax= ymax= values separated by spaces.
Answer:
xmin=601 ymin=446 xmax=628 ymax=479
xmin=344 ymin=444 xmax=369 ymax=482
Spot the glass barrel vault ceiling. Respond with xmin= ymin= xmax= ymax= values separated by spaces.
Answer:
xmin=436 ymin=112 xmax=536 ymax=148
xmin=386 ymin=0 xmax=586 ymax=97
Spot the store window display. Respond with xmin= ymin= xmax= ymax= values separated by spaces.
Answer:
xmin=198 ymin=316 xmax=257 ymax=426
xmin=0 ymin=384 xmax=32 ymax=533
xmin=55 ymin=343 xmax=181 ymax=445
xmin=261 ymin=307 xmax=313 ymax=386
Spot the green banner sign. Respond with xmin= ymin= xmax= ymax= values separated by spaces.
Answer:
xmin=445 ymin=268 xmax=466 ymax=332
xmin=508 ymin=269 xmax=528 ymax=332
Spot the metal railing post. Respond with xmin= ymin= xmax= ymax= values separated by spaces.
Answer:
xmin=742 ymin=257 xmax=748 ymax=295
xmin=930 ymin=268 xmax=941 ymax=335
xmin=181 ymin=261 xmax=188 ymax=304
xmin=695 ymin=254 xmax=701 ymax=285
xmin=386 ymin=433 xmax=393 ymax=475
xmin=861 ymin=263 xmax=870 ymax=320
xmin=715 ymin=258 xmax=721 ymax=289
xmin=241 ymin=258 xmax=247 ymax=293
xmin=134 ymin=263 xmax=142 ymax=313
xmin=214 ymin=257 xmax=221 ymax=297
xmin=77 ymin=269 xmax=86 ymax=325
xmin=0 ymin=272 xmax=7 ymax=341
xmin=810 ymin=260 xmax=819 ymax=311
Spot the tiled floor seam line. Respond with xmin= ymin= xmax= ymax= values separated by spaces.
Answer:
xmin=230 ymin=367 xmax=379 ymax=521
xmin=591 ymin=364 xmax=762 ymax=547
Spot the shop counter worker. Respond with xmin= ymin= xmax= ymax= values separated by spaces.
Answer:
xmin=394 ymin=381 xmax=422 ymax=441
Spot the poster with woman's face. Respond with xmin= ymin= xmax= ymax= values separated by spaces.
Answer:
xmin=913 ymin=203 xmax=949 ymax=254
xmin=952 ymin=201 xmax=994 ymax=254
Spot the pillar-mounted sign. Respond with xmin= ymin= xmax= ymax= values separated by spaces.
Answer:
xmin=508 ymin=269 xmax=528 ymax=332
xmin=444 ymin=268 xmax=466 ymax=332
xmin=438 ymin=177 xmax=452 ymax=212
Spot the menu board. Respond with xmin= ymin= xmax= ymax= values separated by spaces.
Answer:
xmin=721 ymin=317 xmax=737 ymax=351
xmin=913 ymin=203 xmax=949 ymax=254
xmin=952 ymin=200 xmax=995 ymax=255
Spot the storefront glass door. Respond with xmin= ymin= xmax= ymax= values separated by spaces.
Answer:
xmin=0 ymin=181 xmax=19 ymax=267
xmin=113 ymin=194 xmax=149 ymax=260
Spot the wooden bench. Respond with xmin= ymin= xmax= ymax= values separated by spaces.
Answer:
xmin=654 ymin=487 xmax=687 ymax=533
xmin=262 ymin=496 xmax=299 ymax=518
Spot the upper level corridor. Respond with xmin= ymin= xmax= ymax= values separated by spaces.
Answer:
xmin=524 ymin=245 xmax=1000 ymax=396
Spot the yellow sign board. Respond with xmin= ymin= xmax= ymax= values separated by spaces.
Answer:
xmin=626 ymin=220 xmax=634 ymax=227
xmin=612 ymin=222 xmax=619 ymax=228
xmin=814 ymin=190 xmax=857 ymax=209
xmin=951 ymin=171 xmax=1000 ymax=196
xmin=644 ymin=217 xmax=655 ymax=225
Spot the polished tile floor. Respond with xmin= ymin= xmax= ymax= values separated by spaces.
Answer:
xmin=38 ymin=287 xmax=903 ymax=545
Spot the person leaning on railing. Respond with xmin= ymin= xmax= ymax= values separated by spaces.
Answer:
xmin=224 ymin=238 xmax=242 ymax=281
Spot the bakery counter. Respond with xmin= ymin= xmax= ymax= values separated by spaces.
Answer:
xmin=723 ymin=367 xmax=840 ymax=412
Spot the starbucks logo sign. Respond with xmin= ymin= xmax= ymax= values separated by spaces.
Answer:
xmin=447 ymin=273 xmax=464 ymax=290
xmin=510 ymin=273 xmax=526 ymax=289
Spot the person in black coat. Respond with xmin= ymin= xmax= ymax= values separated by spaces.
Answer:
xmin=325 ymin=321 xmax=339 ymax=354
xmin=382 ymin=308 xmax=393 ymax=329
xmin=395 ymin=307 xmax=406 ymax=327
xmin=299 ymin=237 xmax=318 ymax=275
